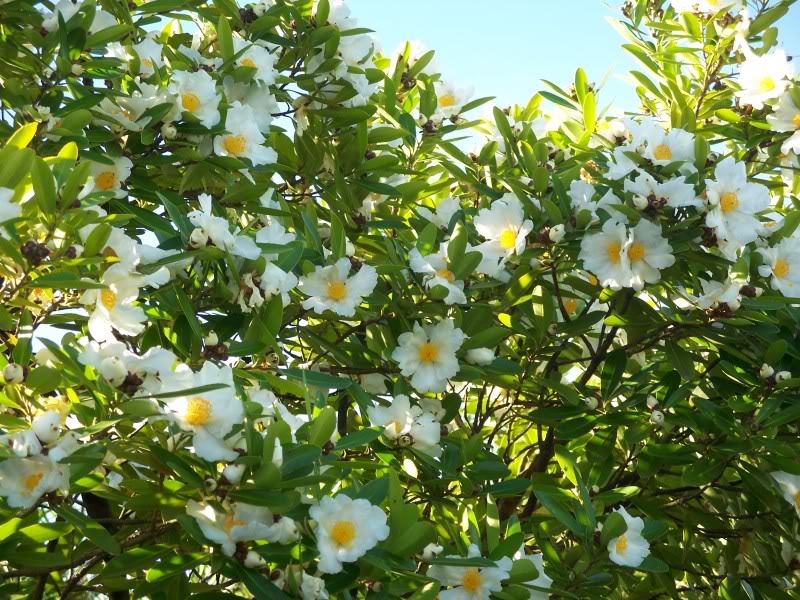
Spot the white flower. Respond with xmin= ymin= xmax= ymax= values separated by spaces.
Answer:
xmin=89 ymin=9 xmax=117 ymax=34
xmin=0 ymin=188 xmax=21 ymax=236
xmin=321 ymin=0 xmax=357 ymax=29
xmin=132 ymin=37 xmax=165 ymax=76
xmin=767 ymin=92 xmax=800 ymax=155
xmin=427 ymin=544 xmax=511 ymax=600
xmin=606 ymin=145 xmax=639 ymax=180
xmin=704 ymin=157 xmax=770 ymax=248
xmin=465 ymin=348 xmax=495 ymax=366
xmin=568 ymin=180 xmax=625 ymax=222
xmin=758 ymin=237 xmax=800 ymax=295
xmin=367 ymin=394 xmax=442 ymax=457
xmin=79 ymin=264 xmax=148 ymax=342
xmin=771 ymin=471 xmax=800 ymax=515
xmin=309 ymin=494 xmax=390 ymax=574
xmin=359 ymin=373 xmax=388 ymax=395
xmin=409 ymin=245 xmax=466 ymax=305
xmin=418 ymin=196 xmax=460 ymax=229
xmin=640 ymin=126 xmax=695 ymax=168
xmin=689 ymin=278 xmax=744 ymax=311
xmin=187 ymin=500 xmax=283 ymax=556
xmin=434 ymin=80 xmax=473 ymax=119
xmin=214 ymin=101 xmax=277 ymax=166
xmin=0 ymin=455 xmax=69 ymax=508
xmin=607 ymin=507 xmax=650 ymax=567
xmin=300 ymin=572 xmax=329 ymax=600
xmin=392 ymin=318 xmax=465 ymax=393
xmin=735 ymin=44 xmax=794 ymax=109
xmin=579 ymin=219 xmax=675 ymax=290
xmin=0 ymin=429 xmax=41 ymax=457
xmin=256 ymin=221 xmax=295 ymax=257
xmin=41 ymin=0 xmax=80 ymax=32
xmin=514 ymin=552 xmax=552 ymax=600
xmin=160 ymin=362 xmax=244 ymax=462
xmin=78 ymin=339 xmax=176 ymax=393
xmin=169 ymin=69 xmax=221 ymax=129
xmin=88 ymin=157 xmax=133 ymax=198
xmin=474 ymin=194 xmax=533 ymax=258
xmin=233 ymin=37 xmax=277 ymax=86
xmin=624 ymin=173 xmax=701 ymax=210
xmin=299 ymin=258 xmax=378 ymax=317
xmin=188 ymin=194 xmax=260 ymax=259
xmin=258 ymin=262 xmax=298 ymax=306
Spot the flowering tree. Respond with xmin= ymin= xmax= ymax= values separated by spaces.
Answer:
xmin=1 ymin=0 xmax=800 ymax=597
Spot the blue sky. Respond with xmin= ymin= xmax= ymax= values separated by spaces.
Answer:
xmin=350 ymin=0 xmax=800 ymax=112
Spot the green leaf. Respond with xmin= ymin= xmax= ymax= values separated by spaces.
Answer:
xmin=53 ymin=505 xmax=121 ymax=555
xmin=309 ymin=406 xmax=336 ymax=447
xmin=31 ymin=157 xmax=57 ymax=214
xmin=217 ymin=16 xmax=234 ymax=63
xmin=232 ymin=563 xmax=290 ymax=600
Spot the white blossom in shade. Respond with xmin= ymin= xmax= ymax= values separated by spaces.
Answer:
xmin=639 ymin=126 xmax=695 ymax=169
xmin=474 ymin=194 xmax=533 ymax=258
xmin=391 ymin=318 xmax=465 ymax=393
xmin=89 ymin=9 xmax=117 ymax=34
xmin=255 ymin=222 xmax=295 ymax=258
xmin=160 ymin=362 xmax=244 ymax=462
xmin=687 ymin=278 xmax=745 ymax=311
xmin=767 ymin=92 xmax=800 ymax=155
xmin=299 ymin=258 xmax=378 ymax=317
xmin=367 ymin=394 xmax=442 ymax=457
xmin=418 ymin=196 xmax=460 ymax=229
xmin=704 ymin=157 xmax=770 ymax=248
xmin=433 ymin=80 xmax=473 ymax=120
xmin=513 ymin=551 xmax=552 ymax=600
xmin=214 ymin=101 xmax=277 ymax=166
xmin=568 ymin=180 xmax=626 ymax=223
xmin=169 ymin=69 xmax=221 ymax=129
xmin=235 ymin=272 xmax=265 ymax=313
xmin=187 ymin=500 xmax=282 ymax=556
xmin=132 ymin=36 xmax=165 ymax=76
xmin=233 ymin=37 xmax=277 ymax=86
xmin=79 ymin=264 xmax=149 ymax=342
xmin=78 ymin=339 xmax=177 ymax=394
xmin=607 ymin=507 xmax=650 ymax=567
xmin=258 ymin=262 xmax=298 ymax=306
xmin=427 ymin=544 xmax=511 ymax=600
xmin=47 ymin=431 xmax=80 ymax=463
xmin=735 ymin=44 xmax=794 ymax=109
xmin=624 ymin=172 xmax=701 ymax=210
xmin=300 ymin=572 xmax=329 ymax=600
xmin=309 ymin=494 xmax=389 ymax=574
xmin=41 ymin=0 xmax=80 ymax=31
xmin=31 ymin=412 xmax=61 ymax=444
xmin=188 ymin=193 xmax=260 ymax=259
xmin=88 ymin=157 xmax=133 ymax=199
xmin=0 ymin=429 xmax=42 ymax=457
xmin=321 ymin=0 xmax=358 ymax=29
xmin=0 ymin=456 xmax=68 ymax=508
xmin=770 ymin=471 xmax=800 ymax=515
xmin=359 ymin=373 xmax=388 ymax=395
xmin=0 ymin=187 xmax=21 ymax=232
xmin=247 ymin=387 xmax=280 ymax=423
xmin=758 ymin=237 xmax=800 ymax=296
xmin=606 ymin=145 xmax=639 ymax=180
xmin=465 ymin=347 xmax=495 ymax=366
xmin=409 ymin=245 xmax=466 ymax=305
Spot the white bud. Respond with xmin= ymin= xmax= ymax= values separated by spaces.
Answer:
xmin=529 ymin=257 xmax=541 ymax=270
xmin=548 ymin=224 xmax=566 ymax=243
xmin=727 ymin=298 xmax=741 ymax=312
xmin=32 ymin=411 xmax=61 ymax=444
xmin=775 ymin=371 xmax=791 ymax=383
xmin=223 ymin=463 xmax=246 ymax=485
xmin=632 ymin=195 xmax=649 ymax=210
xmin=99 ymin=356 xmax=127 ymax=386
xmin=204 ymin=331 xmax=219 ymax=346
xmin=759 ymin=364 xmax=775 ymax=379
xmin=591 ymin=485 xmax=600 ymax=493
xmin=71 ymin=63 xmax=84 ymax=76
xmin=422 ymin=543 xmax=444 ymax=560
xmin=650 ymin=410 xmax=664 ymax=426
xmin=244 ymin=550 xmax=266 ymax=568
xmin=646 ymin=395 xmax=658 ymax=409
xmin=189 ymin=227 xmax=208 ymax=248
xmin=583 ymin=397 xmax=598 ymax=410
xmin=204 ymin=477 xmax=217 ymax=492
xmin=3 ymin=363 xmax=24 ymax=384
xmin=70 ymin=244 xmax=84 ymax=258
xmin=547 ymin=323 xmax=557 ymax=335
xmin=416 ymin=115 xmax=428 ymax=127
xmin=161 ymin=123 xmax=177 ymax=140
xmin=754 ymin=287 xmax=764 ymax=297
xmin=253 ymin=3 xmax=266 ymax=16
xmin=465 ymin=347 xmax=495 ymax=366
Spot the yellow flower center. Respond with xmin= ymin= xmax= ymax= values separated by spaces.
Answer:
xmin=759 ymin=77 xmax=776 ymax=92
xmin=418 ymin=342 xmax=439 ymax=363
xmin=720 ymin=191 xmax=739 ymax=214
xmin=587 ymin=273 xmax=599 ymax=286
xmin=390 ymin=420 xmax=403 ymax=434
xmin=184 ymin=396 xmax=212 ymax=426
xmin=23 ymin=472 xmax=44 ymax=492
xmin=241 ymin=57 xmax=257 ymax=68
xmin=793 ymin=114 xmax=800 ymax=128
xmin=461 ymin=568 xmax=482 ymax=593
xmin=653 ymin=144 xmax=672 ymax=161
xmin=330 ymin=520 xmax=357 ymax=546
xmin=142 ymin=58 xmax=154 ymax=68
xmin=773 ymin=258 xmax=790 ymax=279
xmin=606 ymin=241 xmax=622 ymax=264
xmin=223 ymin=134 xmax=247 ymax=156
xmin=100 ymin=289 xmax=117 ymax=311
xmin=615 ymin=534 xmax=628 ymax=554
xmin=439 ymin=94 xmax=456 ymax=108
xmin=181 ymin=92 xmax=201 ymax=113
xmin=564 ymin=298 xmax=578 ymax=315
xmin=436 ymin=268 xmax=455 ymax=283
xmin=95 ymin=170 xmax=117 ymax=190
xmin=628 ymin=241 xmax=646 ymax=262
xmin=224 ymin=514 xmax=247 ymax=532
xmin=499 ymin=228 xmax=517 ymax=250
xmin=326 ymin=280 xmax=347 ymax=301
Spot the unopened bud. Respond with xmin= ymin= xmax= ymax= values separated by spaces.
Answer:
xmin=189 ymin=227 xmax=208 ymax=248
xmin=548 ymin=224 xmax=566 ymax=243
xmin=759 ymin=364 xmax=775 ymax=379
xmin=161 ymin=123 xmax=177 ymax=140
xmin=71 ymin=63 xmax=84 ymax=76
xmin=646 ymin=395 xmax=658 ymax=409
xmin=32 ymin=411 xmax=61 ymax=444
xmin=204 ymin=477 xmax=217 ymax=492
xmin=244 ymin=550 xmax=266 ymax=568
xmin=222 ymin=463 xmax=245 ymax=485
xmin=204 ymin=331 xmax=219 ymax=346
xmin=3 ymin=363 xmax=24 ymax=384
xmin=547 ymin=323 xmax=557 ymax=335
xmin=775 ymin=371 xmax=791 ymax=383
xmin=583 ymin=397 xmax=598 ymax=410
xmin=650 ymin=410 xmax=664 ymax=426
xmin=632 ymin=195 xmax=649 ymax=210
xmin=99 ymin=356 xmax=127 ymax=386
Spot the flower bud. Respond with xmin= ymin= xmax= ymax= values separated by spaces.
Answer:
xmin=204 ymin=477 xmax=218 ymax=492
xmin=244 ymin=550 xmax=266 ymax=568
xmin=71 ymin=63 xmax=84 ymax=76
xmin=547 ymin=323 xmax=557 ymax=335
xmin=99 ymin=356 xmax=127 ymax=387
xmin=3 ymin=363 xmax=24 ymax=384
xmin=775 ymin=371 xmax=791 ymax=383
xmin=646 ymin=395 xmax=658 ymax=409
xmin=161 ymin=123 xmax=177 ymax=140
xmin=632 ymin=195 xmax=649 ymax=210
xmin=204 ymin=331 xmax=219 ymax=346
xmin=529 ymin=257 xmax=541 ymax=270
xmin=32 ymin=411 xmax=61 ymax=444
xmin=759 ymin=364 xmax=775 ymax=379
xmin=223 ymin=463 xmax=246 ymax=485
xmin=583 ymin=397 xmax=598 ymax=410
xmin=548 ymin=224 xmax=566 ymax=243
xmin=422 ymin=543 xmax=444 ymax=559
xmin=650 ymin=410 xmax=664 ymax=426
xmin=189 ymin=227 xmax=208 ymax=248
